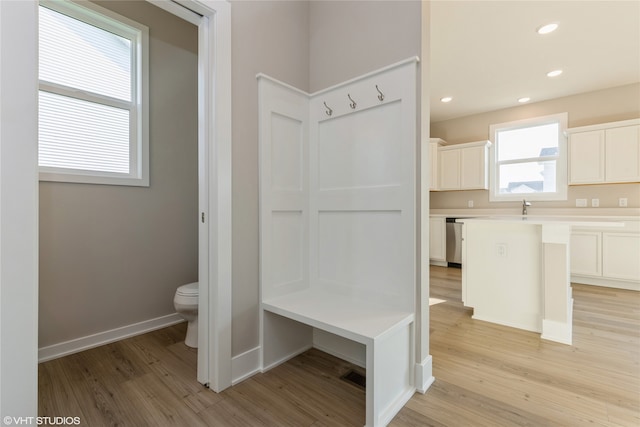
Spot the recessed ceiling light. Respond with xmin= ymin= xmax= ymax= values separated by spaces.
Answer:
xmin=547 ymin=69 xmax=563 ymax=77
xmin=518 ymin=97 xmax=531 ymax=103
xmin=440 ymin=96 xmax=453 ymax=103
xmin=537 ymin=23 xmax=558 ymax=35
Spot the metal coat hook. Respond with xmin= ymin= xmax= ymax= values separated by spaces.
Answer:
xmin=348 ymin=94 xmax=357 ymax=109
xmin=376 ymin=85 xmax=385 ymax=102
xmin=323 ymin=101 xmax=333 ymax=116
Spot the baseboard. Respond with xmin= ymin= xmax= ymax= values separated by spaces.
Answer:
xmin=541 ymin=319 xmax=572 ymax=345
xmin=313 ymin=329 xmax=366 ymax=368
xmin=572 ymin=275 xmax=640 ymax=291
xmin=415 ymin=355 xmax=435 ymax=393
xmin=261 ymin=343 xmax=312 ymax=373
xmin=38 ymin=313 xmax=184 ymax=363
xmin=379 ymin=386 xmax=417 ymax=426
xmin=231 ymin=346 xmax=261 ymax=385
xmin=429 ymin=260 xmax=448 ymax=267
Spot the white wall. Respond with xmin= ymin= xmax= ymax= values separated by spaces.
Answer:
xmin=0 ymin=0 xmax=39 ymax=417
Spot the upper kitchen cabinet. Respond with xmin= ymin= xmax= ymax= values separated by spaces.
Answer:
xmin=567 ymin=119 xmax=640 ymax=185
xmin=429 ymin=138 xmax=445 ymax=190
xmin=438 ymin=140 xmax=491 ymax=191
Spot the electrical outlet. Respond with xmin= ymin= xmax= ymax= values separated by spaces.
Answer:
xmin=576 ymin=198 xmax=587 ymax=207
xmin=468 ymin=200 xmax=474 ymax=208
xmin=619 ymin=198 xmax=628 ymax=207
xmin=496 ymin=243 xmax=507 ymax=258
xmin=591 ymin=198 xmax=599 ymax=207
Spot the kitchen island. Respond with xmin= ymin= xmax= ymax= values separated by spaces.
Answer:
xmin=458 ymin=216 xmax=624 ymax=345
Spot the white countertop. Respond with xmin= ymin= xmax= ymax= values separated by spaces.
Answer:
xmin=430 ymin=207 xmax=640 ymax=219
xmin=457 ymin=216 xmax=625 ymax=228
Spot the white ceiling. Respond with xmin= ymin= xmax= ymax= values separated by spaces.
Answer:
xmin=429 ymin=1 xmax=640 ymax=122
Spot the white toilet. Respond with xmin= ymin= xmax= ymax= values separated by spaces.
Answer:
xmin=173 ymin=282 xmax=198 ymax=348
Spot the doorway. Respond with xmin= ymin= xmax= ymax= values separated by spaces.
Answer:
xmin=0 ymin=0 xmax=232 ymax=415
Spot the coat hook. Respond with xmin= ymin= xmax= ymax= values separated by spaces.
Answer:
xmin=376 ymin=85 xmax=385 ymax=102
xmin=348 ymin=94 xmax=357 ymax=109
xmin=323 ymin=101 xmax=333 ymax=116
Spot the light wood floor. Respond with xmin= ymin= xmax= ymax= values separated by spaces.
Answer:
xmin=39 ymin=266 xmax=640 ymax=426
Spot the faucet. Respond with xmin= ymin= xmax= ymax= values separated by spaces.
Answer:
xmin=522 ymin=199 xmax=531 ymax=215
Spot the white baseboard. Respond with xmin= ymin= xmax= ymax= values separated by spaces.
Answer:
xmin=541 ymin=319 xmax=572 ymax=345
xmin=262 ymin=344 xmax=312 ymax=373
xmin=313 ymin=329 xmax=366 ymax=368
xmin=571 ymin=275 xmax=640 ymax=291
xmin=231 ymin=346 xmax=261 ymax=385
xmin=415 ymin=355 xmax=435 ymax=393
xmin=380 ymin=386 xmax=417 ymax=426
xmin=38 ymin=313 xmax=184 ymax=363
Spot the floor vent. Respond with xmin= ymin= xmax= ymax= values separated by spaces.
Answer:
xmin=341 ymin=370 xmax=366 ymax=389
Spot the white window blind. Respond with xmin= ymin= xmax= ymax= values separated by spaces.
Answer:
xmin=38 ymin=0 xmax=148 ymax=186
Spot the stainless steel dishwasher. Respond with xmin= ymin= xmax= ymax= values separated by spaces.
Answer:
xmin=446 ymin=218 xmax=464 ymax=268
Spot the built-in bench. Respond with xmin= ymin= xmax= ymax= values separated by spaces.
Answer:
xmin=262 ymin=288 xmax=415 ymax=427
xmin=258 ymin=59 xmax=423 ymax=427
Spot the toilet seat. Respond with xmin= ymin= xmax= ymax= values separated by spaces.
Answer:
xmin=176 ymin=282 xmax=198 ymax=297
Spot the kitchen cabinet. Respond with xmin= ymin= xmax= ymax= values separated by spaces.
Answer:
xmin=429 ymin=138 xmax=445 ymax=190
xmin=570 ymin=232 xmax=602 ymax=276
xmin=571 ymin=223 xmax=640 ymax=290
xmin=602 ymin=232 xmax=640 ymax=281
xmin=429 ymin=216 xmax=446 ymax=265
xmin=567 ymin=119 xmax=640 ymax=185
xmin=438 ymin=140 xmax=491 ymax=191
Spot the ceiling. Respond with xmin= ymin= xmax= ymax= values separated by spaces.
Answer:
xmin=429 ymin=1 xmax=640 ymax=123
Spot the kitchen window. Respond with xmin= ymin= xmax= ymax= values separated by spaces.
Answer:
xmin=38 ymin=0 xmax=149 ymax=186
xmin=489 ymin=113 xmax=568 ymax=201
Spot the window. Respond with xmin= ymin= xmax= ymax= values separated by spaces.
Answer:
xmin=489 ymin=113 xmax=568 ymax=202
xmin=38 ymin=0 xmax=148 ymax=186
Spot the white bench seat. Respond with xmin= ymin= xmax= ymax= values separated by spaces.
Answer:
xmin=261 ymin=288 xmax=415 ymax=427
xmin=263 ymin=288 xmax=414 ymax=345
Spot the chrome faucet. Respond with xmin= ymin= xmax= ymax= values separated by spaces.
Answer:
xmin=522 ymin=199 xmax=531 ymax=215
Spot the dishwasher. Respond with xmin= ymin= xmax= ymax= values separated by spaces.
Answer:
xmin=445 ymin=218 xmax=464 ymax=268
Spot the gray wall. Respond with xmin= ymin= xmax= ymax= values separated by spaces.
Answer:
xmin=230 ymin=0 xmax=310 ymax=356
xmin=230 ymin=0 xmax=422 ymax=356
xmin=430 ymin=83 xmax=640 ymax=210
xmin=309 ymin=0 xmax=422 ymax=92
xmin=39 ymin=1 xmax=198 ymax=347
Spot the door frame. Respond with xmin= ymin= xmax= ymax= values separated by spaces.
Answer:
xmin=149 ymin=0 xmax=233 ymax=394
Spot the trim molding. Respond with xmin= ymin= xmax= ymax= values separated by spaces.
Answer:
xmin=571 ymin=275 xmax=640 ymax=291
xmin=38 ymin=313 xmax=184 ymax=363
xmin=231 ymin=346 xmax=261 ymax=385
xmin=415 ymin=355 xmax=435 ymax=393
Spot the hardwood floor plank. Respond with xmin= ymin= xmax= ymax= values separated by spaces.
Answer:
xmin=38 ymin=266 xmax=639 ymax=426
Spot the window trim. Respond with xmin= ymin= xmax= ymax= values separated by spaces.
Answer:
xmin=38 ymin=0 xmax=149 ymax=187
xmin=489 ymin=112 xmax=568 ymax=202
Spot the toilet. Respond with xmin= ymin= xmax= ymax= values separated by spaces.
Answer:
xmin=173 ymin=282 xmax=198 ymax=348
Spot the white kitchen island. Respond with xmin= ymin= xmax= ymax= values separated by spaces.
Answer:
xmin=459 ymin=216 xmax=624 ymax=345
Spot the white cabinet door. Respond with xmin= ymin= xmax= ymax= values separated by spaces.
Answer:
xmin=569 ymin=130 xmax=604 ymax=184
xmin=429 ymin=217 xmax=446 ymax=262
xmin=602 ymin=233 xmax=640 ymax=281
xmin=429 ymin=142 xmax=439 ymax=190
xmin=461 ymin=145 xmax=488 ymax=189
xmin=439 ymin=148 xmax=460 ymax=190
xmin=570 ymin=232 xmax=601 ymax=277
xmin=605 ymin=125 xmax=640 ymax=183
